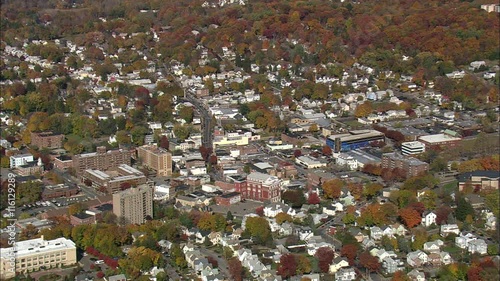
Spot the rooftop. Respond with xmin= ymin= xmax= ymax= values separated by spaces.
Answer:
xmin=418 ymin=133 xmax=461 ymax=144
xmin=1 ymin=237 xmax=76 ymax=258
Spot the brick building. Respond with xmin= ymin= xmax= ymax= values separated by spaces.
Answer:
xmin=72 ymin=146 xmax=132 ymax=175
xmin=215 ymin=192 xmax=242 ymax=206
xmin=31 ymin=131 xmax=64 ymax=149
xmin=137 ymin=144 xmax=172 ymax=177
xmin=243 ymin=172 xmax=281 ymax=202
xmin=112 ymin=184 xmax=153 ymax=225
xmin=70 ymin=212 xmax=96 ymax=226
xmin=381 ymin=152 xmax=429 ymax=178
xmin=41 ymin=184 xmax=79 ymax=200
xmin=81 ymin=164 xmax=148 ymax=193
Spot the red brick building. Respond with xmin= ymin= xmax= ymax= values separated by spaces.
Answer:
xmin=381 ymin=152 xmax=429 ymax=178
xmin=41 ymin=184 xmax=79 ymax=200
xmin=70 ymin=212 xmax=96 ymax=226
xmin=243 ymin=172 xmax=281 ymax=202
xmin=215 ymin=192 xmax=242 ymax=206
xmin=31 ymin=131 xmax=64 ymax=149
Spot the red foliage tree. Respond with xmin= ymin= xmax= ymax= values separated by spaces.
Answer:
xmin=96 ymin=272 xmax=104 ymax=278
xmin=341 ymin=244 xmax=359 ymax=265
xmin=467 ymin=266 xmax=483 ymax=281
xmin=255 ymin=206 xmax=264 ymax=217
xmin=315 ymin=247 xmax=334 ymax=273
xmin=228 ymin=257 xmax=243 ymax=281
xmin=398 ymin=207 xmax=422 ymax=229
xmin=209 ymin=155 xmax=218 ymax=165
xmin=159 ymin=136 xmax=169 ymax=150
xmin=207 ymin=256 xmax=218 ymax=268
xmin=277 ymin=253 xmax=298 ymax=278
xmin=322 ymin=145 xmax=332 ymax=155
xmin=408 ymin=202 xmax=426 ymax=216
xmin=293 ymin=149 xmax=302 ymax=158
xmin=307 ymin=192 xmax=321 ymax=205
xmin=359 ymin=251 xmax=380 ymax=273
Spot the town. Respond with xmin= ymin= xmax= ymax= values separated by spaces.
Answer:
xmin=0 ymin=1 xmax=499 ymax=281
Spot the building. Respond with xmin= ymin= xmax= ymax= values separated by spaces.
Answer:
xmin=335 ymin=154 xmax=358 ymax=170
xmin=73 ymin=146 xmax=132 ymax=175
xmin=41 ymin=184 xmax=79 ymax=200
xmin=327 ymin=130 xmax=385 ymax=152
xmin=0 ymin=236 xmax=77 ymax=279
xmin=215 ymin=192 xmax=242 ymax=206
xmin=295 ymin=156 xmax=327 ymax=169
xmin=481 ymin=4 xmax=500 ymax=12
xmin=70 ymin=212 xmax=96 ymax=226
xmin=10 ymin=154 xmax=34 ymax=168
xmin=81 ymin=164 xmax=148 ymax=193
xmin=401 ymin=141 xmax=426 ymax=156
xmin=244 ymin=172 xmax=281 ymax=202
xmin=458 ymin=171 xmax=499 ymax=191
xmin=418 ymin=133 xmax=461 ymax=151
xmin=31 ymin=131 xmax=64 ymax=149
xmin=53 ymin=155 xmax=73 ymax=170
xmin=137 ymin=144 xmax=172 ymax=177
xmin=16 ymin=158 xmax=44 ymax=176
xmin=381 ymin=152 xmax=429 ymax=178
xmin=112 ymin=184 xmax=153 ymax=225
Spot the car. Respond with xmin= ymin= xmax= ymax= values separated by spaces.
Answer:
xmin=95 ymin=260 xmax=104 ymax=265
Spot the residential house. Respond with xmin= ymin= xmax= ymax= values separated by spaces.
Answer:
xmin=468 ymin=239 xmax=487 ymax=255
xmin=440 ymin=224 xmax=460 ymax=237
xmin=208 ymin=232 xmax=223 ymax=245
xmin=382 ymin=256 xmax=405 ymax=274
xmin=335 ymin=267 xmax=356 ymax=281
xmin=455 ymin=233 xmax=477 ymax=249
xmin=408 ymin=269 xmax=426 ymax=281
xmin=295 ymin=226 xmax=314 ymax=241
xmin=423 ymin=240 xmax=444 ymax=253
xmin=421 ymin=211 xmax=437 ymax=227
xmin=407 ymin=250 xmax=428 ymax=268
xmin=427 ymin=252 xmax=442 ymax=267
xmin=361 ymin=237 xmax=376 ymax=249
xmin=329 ymin=257 xmax=349 ymax=274
xmin=440 ymin=252 xmax=453 ymax=265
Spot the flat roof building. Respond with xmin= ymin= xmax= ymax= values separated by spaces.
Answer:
xmin=381 ymin=152 xmax=429 ymax=178
xmin=31 ymin=131 xmax=64 ymax=149
xmin=112 ymin=184 xmax=153 ymax=225
xmin=0 ymin=236 xmax=77 ymax=279
xmin=401 ymin=141 xmax=426 ymax=156
xmin=327 ymin=130 xmax=385 ymax=152
xmin=418 ymin=133 xmax=461 ymax=150
xmin=137 ymin=145 xmax=172 ymax=177
xmin=72 ymin=146 xmax=132 ymax=175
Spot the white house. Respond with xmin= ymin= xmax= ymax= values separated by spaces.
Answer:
xmin=421 ymin=211 xmax=437 ymax=227
xmin=455 ymin=233 xmax=476 ymax=249
xmin=407 ymin=250 xmax=428 ymax=268
xmin=440 ymin=224 xmax=460 ymax=237
xmin=468 ymin=239 xmax=487 ymax=255
xmin=423 ymin=240 xmax=444 ymax=253
xmin=408 ymin=269 xmax=426 ymax=281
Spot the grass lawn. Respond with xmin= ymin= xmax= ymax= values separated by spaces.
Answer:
xmin=442 ymin=180 xmax=458 ymax=194
xmin=39 ymin=273 xmax=62 ymax=281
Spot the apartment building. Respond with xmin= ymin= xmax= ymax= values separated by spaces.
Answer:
xmin=31 ymin=131 xmax=64 ymax=149
xmin=112 ymin=184 xmax=153 ymax=225
xmin=381 ymin=152 xmax=429 ymax=178
xmin=81 ymin=164 xmax=148 ymax=193
xmin=10 ymin=154 xmax=34 ymax=168
xmin=0 ymin=236 xmax=77 ymax=279
xmin=137 ymin=144 xmax=172 ymax=177
xmin=401 ymin=141 xmax=425 ymax=156
xmin=72 ymin=146 xmax=132 ymax=175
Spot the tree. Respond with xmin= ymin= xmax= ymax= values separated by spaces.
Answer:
xmin=307 ymin=192 xmax=321 ymax=205
xmin=244 ymin=216 xmax=272 ymax=244
xmin=277 ymin=254 xmax=298 ymax=278
xmin=341 ymin=244 xmax=359 ymax=265
xmin=315 ymin=247 xmax=334 ymax=273
xmin=322 ymin=179 xmax=344 ymax=199
xmin=355 ymin=101 xmax=373 ymax=117
xmin=435 ymin=205 xmax=452 ymax=225
xmin=226 ymin=211 xmax=234 ymax=221
xmin=68 ymin=203 xmax=84 ymax=216
xmin=228 ymin=257 xmax=243 ymax=281
xmin=255 ymin=206 xmax=264 ymax=217
xmin=295 ymin=255 xmax=312 ymax=275
xmin=159 ymin=136 xmax=169 ymax=150
xmin=391 ymin=271 xmax=410 ymax=281
xmin=363 ymin=182 xmax=383 ymax=199
xmin=455 ymin=197 xmax=474 ymax=222
xmin=282 ymin=190 xmax=306 ymax=208
xmin=178 ymin=105 xmax=194 ymax=123
xmin=293 ymin=149 xmax=302 ymax=158
xmin=399 ymin=207 xmax=422 ymax=228
xmin=276 ymin=212 xmax=293 ymax=224
xmin=322 ymin=145 xmax=332 ymax=156
xmin=359 ymin=251 xmax=380 ymax=273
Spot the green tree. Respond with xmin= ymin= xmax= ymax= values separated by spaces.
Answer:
xmin=455 ymin=197 xmax=474 ymax=222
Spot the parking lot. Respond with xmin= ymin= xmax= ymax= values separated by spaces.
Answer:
xmin=210 ymin=200 xmax=263 ymax=218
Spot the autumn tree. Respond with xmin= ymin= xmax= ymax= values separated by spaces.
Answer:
xmin=315 ymin=247 xmax=335 ymax=273
xmin=322 ymin=179 xmax=345 ymax=199
xmin=282 ymin=190 xmax=306 ymax=208
xmin=278 ymin=254 xmax=298 ymax=278
xmin=359 ymin=251 xmax=380 ymax=273
xmin=341 ymin=244 xmax=359 ymax=265
xmin=228 ymin=257 xmax=243 ymax=281
xmin=322 ymin=145 xmax=332 ymax=156
xmin=355 ymin=101 xmax=373 ymax=117
xmin=159 ymin=136 xmax=169 ymax=150
xmin=307 ymin=192 xmax=321 ymax=205
xmin=399 ymin=207 xmax=422 ymax=228
xmin=276 ymin=212 xmax=293 ymax=224
xmin=363 ymin=182 xmax=383 ymax=199
xmin=244 ymin=216 xmax=272 ymax=244
xmin=295 ymin=255 xmax=312 ymax=275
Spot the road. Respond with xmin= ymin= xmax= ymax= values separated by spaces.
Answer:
xmin=185 ymin=90 xmax=213 ymax=149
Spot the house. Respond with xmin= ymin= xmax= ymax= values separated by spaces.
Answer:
xmin=361 ymin=237 xmax=376 ymax=250
xmin=335 ymin=267 xmax=356 ymax=281
xmin=263 ymin=202 xmax=295 ymax=218
xmin=440 ymin=224 xmax=460 ymax=237
xmin=468 ymin=239 xmax=487 ymax=255
xmin=407 ymin=250 xmax=428 ymax=268
xmin=427 ymin=252 xmax=442 ymax=267
xmin=390 ymin=223 xmax=408 ymax=236
xmin=423 ymin=240 xmax=444 ymax=253
xmin=295 ymin=226 xmax=314 ymax=241
xmin=455 ymin=233 xmax=477 ymax=249
xmin=105 ymin=274 xmax=126 ymax=281
xmin=208 ymin=232 xmax=223 ymax=245
xmin=329 ymin=257 xmax=349 ymax=274
xmin=370 ymin=226 xmax=383 ymax=240
xmin=382 ymin=256 xmax=405 ymax=274
xmin=408 ymin=269 xmax=426 ymax=281
xmin=439 ymin=252 xmax=452 ymax=265
xmin=421 ymin=211 xmax=437 ymax=227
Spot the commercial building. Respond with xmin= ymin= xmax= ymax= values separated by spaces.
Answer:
xmin=243 ymin=172 xmax=281 ymax=202
xmin=381 ymin=153 xmax=429 ymax=178
xmin=458 ymin=171 xmax=499 ymax=191
xmin=72 ymin=146 xmax=132 ymax=175
xmin=401 ymin=141 xmax=426 ymax=156
xmin=215 ymin=192 xmax=242 ymax=206
xmin=41 ymin=184 xmax=79 ymax=200
xmin=31 ymin=131 xmax=64 ymax=149
xmin=295 ymin=156 xmax=327 ymax=169
xmin=326 ymin=130 xmax=385 ymax=152
xmin=137 ymin=144 xmax=172 ymax=177
xmin=0 ymin=236 xmax=77 ymax=279
xmin=418 ymin=132 xmax=461 ymax=150
xmin=112 ymin=184 xmax=153 ymax=225
xmin=335 ymin=154 xmax=358 ymax=170
xmin=10 ymin=154 xmax=34 ymax=168
xmin=81 ymin=164 xmax=148 ymax=193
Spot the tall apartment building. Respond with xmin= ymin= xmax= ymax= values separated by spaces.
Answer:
xmin=31 ymin=131 xmax=64 ymax=149
xmin=72 ymin=146 xmax=132 ymax=175
xmin=243 ymin=172 xmax=281 ymax=202
xmin=0 ymin=236 xmax=77 ymax=279
xmin=137 ymin=144 xmax=172 ymax=177
xmin=112 ymin=184 xmax=153 ymax=225
xmin=381 ymin=152 xmax=429 ymax=178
